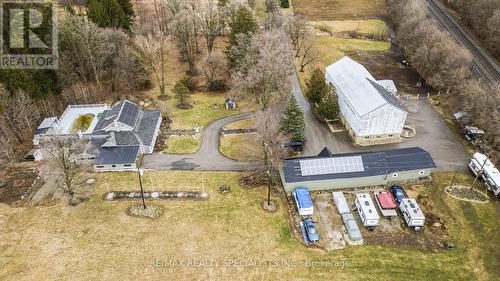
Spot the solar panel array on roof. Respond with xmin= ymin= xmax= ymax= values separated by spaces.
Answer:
xmin=118 ymin=101 xmax=140 ymax=127
xmin=299 ymin=156 xmax=364 ymax=176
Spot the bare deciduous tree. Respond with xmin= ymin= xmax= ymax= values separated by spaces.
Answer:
xmin=298 ymin=35 xmax=318 ymax=72
xmin=133 ymin=33 xmax=170 ymax=98
xmin=233 ymin=29 xmax=292 ymax=109
xmin=199 ymin=0 xmax=221 ymax=53
xmin=0 ymin=89 xmax=40 ymax=143
xmin=45 ymin=137 xmax=96 ymax=205
xmin=254 ymin=107 xmax=289 ymax=203
xmin=172 ymin=9 xmax=199 ymax=75
xmin=203 ymin=54 xmax=223 ymax=86
xmin=284 ymin=14 xmax=307 ymax=48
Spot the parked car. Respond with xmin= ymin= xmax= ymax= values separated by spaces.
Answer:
xmin=462 ymin=126 xmax=485 ymax=147
xmin=283 ymin=140 xmax=304 ymax=152
xmin=303 ymin=219 xmax=319 ymax=242
xmin=390 ymin=185 xmax=408 ymax=203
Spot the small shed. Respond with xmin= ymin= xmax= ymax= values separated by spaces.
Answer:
xmin=225 ymin=98 xmax=237 ymax=109
xmin=293 ymin=188 xmax=314 ymax=216
xmin=332 ymin=192 xmax=350 ymax=214
xmin=341 ymin=213 xmax=363 ymax=241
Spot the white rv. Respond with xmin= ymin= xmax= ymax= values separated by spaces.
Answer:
xmin=469 ymin=152 xmax=500 ymax=196
xmin=399 ymin=198 xmax=425 ymax=230
xmin=354 ymin=193 xmax=380 ymax=228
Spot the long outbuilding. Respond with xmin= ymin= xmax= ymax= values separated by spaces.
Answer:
xmin=280 ymin=147 xmax=436 ymax=192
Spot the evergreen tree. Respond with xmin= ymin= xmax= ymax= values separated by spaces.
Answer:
xmin=305 ymin=68 xmax=330 ymax=104
xmin=281 ymin=95 xmax=306 ymax=141
xmin=86 ymin=0 xmax=134 ymax=30
xmin=173 ymin=81 xmax=191 ymax=109
xmin=228 ymin=6 xmax=258 ymax=46
xmin=280 ymin=0 xmax=290 ymax=8
xmin=318 ymin=89 xmax=340 ymax=121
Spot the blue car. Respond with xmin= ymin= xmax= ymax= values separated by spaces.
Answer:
xmin=390 ymin=185 xmax=408 ymax=203
xmin=303 ymin=219 xmax=319 ymax=242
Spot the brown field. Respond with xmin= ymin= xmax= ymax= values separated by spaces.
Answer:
xmin=293 ymin=0 xmax=388 ymax=20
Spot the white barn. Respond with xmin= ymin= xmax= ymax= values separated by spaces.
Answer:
xmin=325 ymin=56 xmax=407 ymax=146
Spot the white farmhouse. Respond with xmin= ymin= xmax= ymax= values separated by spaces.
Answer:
xmin=325 ymin=56 xmax=407 ymax=146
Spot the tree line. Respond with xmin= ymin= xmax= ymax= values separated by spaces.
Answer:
xmin=387 ymin=0 xmax=499 ymax=159
xmin=443 ymin=0 xmax=500 ymax=60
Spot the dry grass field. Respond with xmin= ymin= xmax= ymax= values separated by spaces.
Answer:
xmin=293 ymin=0 xmax=388 ymax=20
xmin=0 ymin=171 xmax=498 ymax=280
xmin=219 ymin=133 xmax=263 ymax=161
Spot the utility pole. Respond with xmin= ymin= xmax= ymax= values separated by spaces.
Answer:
xmin=138 ymin=168 xmax=146 ymax=209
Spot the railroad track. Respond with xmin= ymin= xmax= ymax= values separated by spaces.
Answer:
xmin=425 ymin=0 xmax=500 ymax=91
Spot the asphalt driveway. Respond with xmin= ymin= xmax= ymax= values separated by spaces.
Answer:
xmin=289 ymin=70 xmax=470 ymax=172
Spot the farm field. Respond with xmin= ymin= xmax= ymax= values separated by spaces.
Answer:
xmin=0 ymin=171 xmax=498 ymax=280
xmin=293 ymin=0 xmax=387 ymax=20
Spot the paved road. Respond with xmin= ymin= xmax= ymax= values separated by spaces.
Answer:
xmin=290 ymin=70 xmax=470 ymax=171
xmin=142 ymin=113 xmax=255 ymax=171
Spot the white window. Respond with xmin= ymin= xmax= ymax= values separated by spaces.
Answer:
xmin=392 ymin=173 xmax=398 ymax=178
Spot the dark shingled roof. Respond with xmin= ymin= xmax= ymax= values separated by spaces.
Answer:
xmin=282 ymin=147 xmax=436 ymax=184
xmin=96 ymin=146 xmax=140 ymax=165
xmin=135 ymin=110 xmax=161 ymax=147
xmin=367 ymin=79 xmax=404 ymax=111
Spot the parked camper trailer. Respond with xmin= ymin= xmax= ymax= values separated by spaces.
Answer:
xmin=354 ymin=193 xmax=380 ymax=228
xmin=374 ymin=191 xmax=397 ymax=217
xmin=293 ymin=188 xmax=314 ymax=216
xmin=399 ymin=198 xmax=425 ymax=230
xmin=332 ymin=192 xmax=350 ymax=214
xmin=469 ymin=152 xmax=500 ymax=196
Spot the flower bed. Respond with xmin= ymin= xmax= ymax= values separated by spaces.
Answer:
xmin=444 ymin=185 xmax=489 ymax=203
xmin=127 ymin=204 xmax=164 ymax=219
xmin=104 ymin=191 xmax=209 ymax=201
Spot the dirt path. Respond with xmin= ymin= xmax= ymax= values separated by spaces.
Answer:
xmin=313 ymin=193 xmax=346 ymax=251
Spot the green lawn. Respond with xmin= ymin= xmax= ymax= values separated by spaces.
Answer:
xmin=295 ymin=35 xmax=391 ymax=91
xmin=0 ymin=171 xmax=497 ymax=280
xmin=163 ymin=135 xmax=200 ymax=154
xmin=222 ymin=118 xmax=255 ymax=130
xmin=219 ymin=133 xmax=262 ymax=161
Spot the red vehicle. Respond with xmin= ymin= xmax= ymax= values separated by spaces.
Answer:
xmin=374 ymin=191 xmax=398 ymax=217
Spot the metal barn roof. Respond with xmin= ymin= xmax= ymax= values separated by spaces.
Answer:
xmin=282 ymin=147 xmax=436 ymax=184
xmin=325 ymin=56 xmax=403 ymax=116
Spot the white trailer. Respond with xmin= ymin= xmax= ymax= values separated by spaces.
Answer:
xmin=332 ymin=192 xmax=350 ymax=214
xmin=469 ymin=152 xmax=500 ymax=196
xmin=354 ymin=193 xmax=380 ymax=228
xmin=399 ymin=198 xmax=425 ymax=230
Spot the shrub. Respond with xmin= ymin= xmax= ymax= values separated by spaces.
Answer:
xmin=179 ymin=75 xmax=196 ymax=92
xmin=208 ymin=79 xmax=228 ymax=91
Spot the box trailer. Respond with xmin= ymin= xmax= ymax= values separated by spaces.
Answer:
xmin=332 ymin=192 xmax=350 ymax=214
xmin=399 ymin=198 xmax=425 ymax=230
xmin=469 ymin=152 xmax=500 ymax=196
xmin=341 ymin=213 xmax=363 ymax=242
xmin=293 ymin=188 xmax=314 ymax=216
xmin=374 ymin=191 xmax=397 ymax=217
xmin=354 ymin=193 xmax=380 ymax=228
